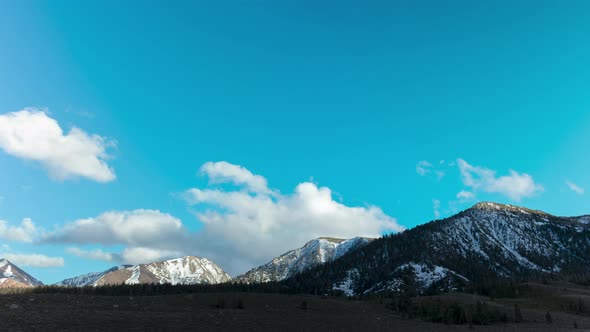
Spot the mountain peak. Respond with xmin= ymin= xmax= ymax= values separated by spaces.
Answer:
xmin=56 ymin=256 xmax=231 ymax=287
xmin=289 ymin=203 xmax=590 ymax=296
xmin=237 ymin=236 xmax=373 ymax=284
xmin=469 ymin=201 xmax=549 ymax=216
xmin=0 ymin=259 xmax=43 ymax=288
xmin=471 ymin=201 xmax=513 ymax=210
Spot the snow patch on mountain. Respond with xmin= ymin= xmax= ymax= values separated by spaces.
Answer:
xmin=361 ymin=263 xmax=468 ymax=295
xmin=399 ymin=263 xmax=468 ymax=287
xmin=0 ymin=259 xmax=43 ymax=287
xmin=332 ymin=269 xmax=359 ymax=296
xmin=55 ymin=265 xmax=130 ymax=287
xmin=130 ymin=256 xmax=231 ymax=285
xmin=3 ymin=265 xmax=13 ymax=278
xmin=436 ymin=202 xmax=590 ymax=275
xmin=298 ymin=202 xmax=590 ymax=296
xmin=237 ymin=237 xmax=372 ymax=283
xmin=58 ymin=256 xmax=231 ymax=287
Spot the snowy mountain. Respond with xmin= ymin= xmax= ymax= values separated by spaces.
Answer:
xmin=237 ymin=237 xmax=372 ymax=283
xmin=0 ymin=259 xmax=43 ymax=288
xmin=575 ymin=215 xmax=590 ymax=224
xmin=57 ymin=256 xmax=231 ymax=286
xmin=55 ymin=265 xmax=131 ymax=287
xmin=287 ymin=202 xmax=590 ymax=296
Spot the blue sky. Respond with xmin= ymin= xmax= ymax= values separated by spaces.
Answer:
xmin=2 ymin=1 xmax=590 ymax=283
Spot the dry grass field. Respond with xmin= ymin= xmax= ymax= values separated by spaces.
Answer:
xmin=1 ymin=284 xmax=590 ymax=331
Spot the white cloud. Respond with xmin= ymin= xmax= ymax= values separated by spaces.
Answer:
xmin=66 ymin=247 xmax=114 ymax=262
xmin=456 ymin=190 xmax=476 ymax=202
xmin=66 ymin=246 xmax=181 ymax=265
xmin=0 ymin=218 xmax=37 ymax=242
xmin=47 ymin=210 xmax=188 ymax=247
xmin=566 ymin=181 xmax=584 ymax=195
xmin=46 ymin=163 xmax=403 ymax=274
xmin=119 ymin=247 xmax=183 ymax=265
xmin=416 ymin=160 xmax=446 ymax=180
xmin=200 ymin=161 xmax=270 ymax=194
xmin=185 ymin=161 xmax=404 ymax=274
xmin=0 ymin=108 xmax=116 ymax=182
xmin=416 ymin=161 xmax=433 ymax=176
xmin=432 ymin=199 xmax=441 ymax=219
xmin=457 ymin=159 xmax=543 ymax=201
xmin=46 ymin=210 xmax=192 ymax=265
xmin=2 ymin=253 xmax=64 ymax=267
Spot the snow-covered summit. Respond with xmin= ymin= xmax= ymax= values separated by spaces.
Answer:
xmin=0 ymin=259 xmax=43 ymax=288
xmin=56 ymin=256 xmax=231 ymax=287
xmin=469 ymin=201 xmax=550 ymax=216
xmin=439 ymin=202 xmax=590 ymax=273
xmin=292 ymin=202 xmax=590 ymax=296
xmin=55 ymin=265 xmax=131 ymax=287
xmin=237 ymin=237 xmax=372 ymax=284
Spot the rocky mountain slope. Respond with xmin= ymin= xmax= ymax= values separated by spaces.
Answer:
xmin=286 ymin=202 xmax=590 ymax=296
xmin=237 ymin=237 xmax=372 ymax=283
xmin=57 ymin=256 xmax=231 ymax=286
xmin=0 ymin=259 xmax=43 ymax=288
xmin=55 ymin=265 xmax=131 ymax=287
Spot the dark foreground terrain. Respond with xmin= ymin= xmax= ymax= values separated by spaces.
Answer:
xmin=2 ymin=283 xmax=590 ymax=331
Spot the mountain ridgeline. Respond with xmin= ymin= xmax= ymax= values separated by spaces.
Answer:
xmin=0 ymin=259 xmax=43 ymax=288
xmin=55 ymin=256 xmax=231 ymax=287
xmin=54 ymin=238 xmax=371 ymax=287
xmin=237 ymin=237 xmax=372 ymax=283
xmin=6 ymin=202 xmax=590 ymax=297
xmin=285 ymin=202 xmax=590 ymax=296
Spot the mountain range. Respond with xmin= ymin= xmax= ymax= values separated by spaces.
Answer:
xmin=53 ymin=238 xmax=370 ymax=287
xmin=55 ymin=256 xmax=231 ymax=287
xmin=236 ymin=237 xmax=372 ymax=283
xmin=4 ymin=202 xmax=590 ymax=295
xmin=286 ymin=202 xmax=590 ymax=295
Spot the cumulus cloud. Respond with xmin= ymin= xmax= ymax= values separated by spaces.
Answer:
xmin=66 ymin=247 xmax=114 ymax=262
xmin=46 ymin=162 xmax=403 ymax=274
xmin=457 ymin=159 xmax=543 ymax=201
xmin=0 ymin=108 xmax=116 ymax=182
xmin=2 ymin=253 xmax=64 ymax=267
xmin=47 ymin=210 xmax=188 ymax=247
xmin=119 ymin=247 xmax=183 ymax=265
xmin=0 ymin=218 xmax=37 ymax=242
xmin=200 ymin=161 xmax=270 ymax=194
xmin=185 ymin=161 xmax=404 ymax=274
xmin=65 ymin=246 xmax=182 ymax=265
xmin=456 ymin=190 xmax=476 ymax=202
xmin=566 ymin=181 xmax=584 ymax=195
xmin=45 ymin=210 xmax=192 ymax=265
